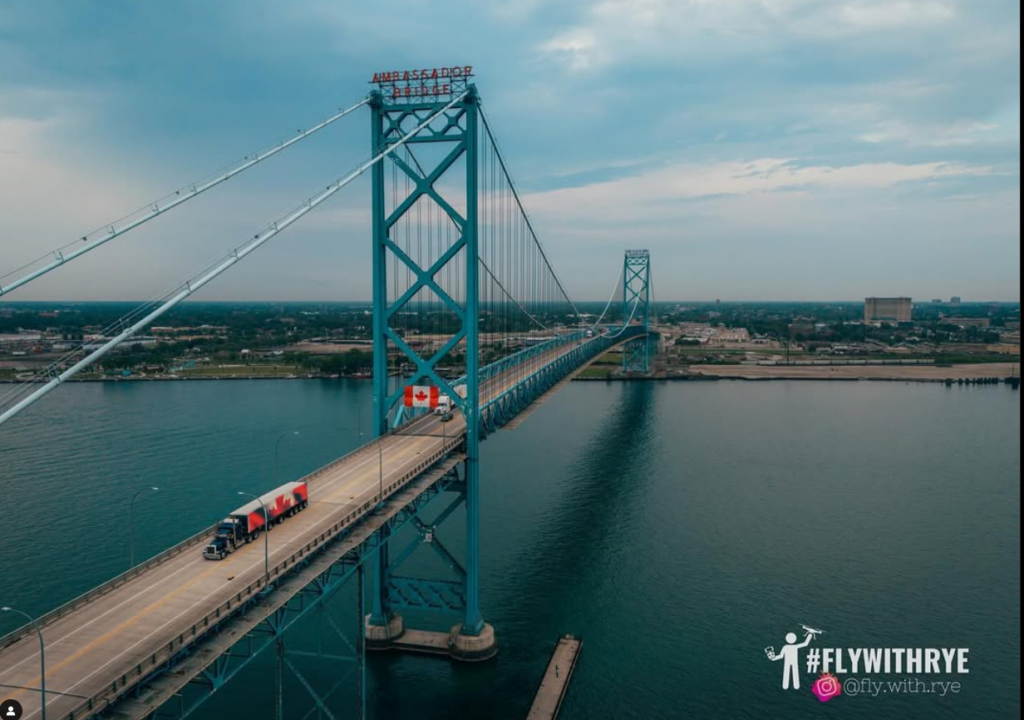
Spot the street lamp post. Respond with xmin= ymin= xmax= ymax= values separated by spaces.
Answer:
xmin=1 ymin=607 xmax=45 ymax=720
xmin=129 ymin=486 xmax=160 ymax=568
xmin=237 ymin=491 xmax=271 ymax=586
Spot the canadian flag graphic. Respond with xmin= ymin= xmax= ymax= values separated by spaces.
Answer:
xmin=404 ymin=385 xmax=440 ymax=409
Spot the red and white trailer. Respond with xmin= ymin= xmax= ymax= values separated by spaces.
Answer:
xmin=203 ymin=481 xmax=310 ymax=560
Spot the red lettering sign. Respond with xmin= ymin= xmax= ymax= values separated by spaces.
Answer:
xmin=372 ymin=66 xmax=472 ymax=101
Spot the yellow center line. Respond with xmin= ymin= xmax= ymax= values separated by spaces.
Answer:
xmin=8 ymin=450 xmax=413 ymax=708
xmin=0 ymin=430 xmax=416 ymax=686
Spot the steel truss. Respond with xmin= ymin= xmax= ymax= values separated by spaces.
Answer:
xmin=622 ymin=250 xmax=652 ymax=373
xmin=369 ymin=86 xmax=488 ymax=640
xmin=479 ymin=329 xmax=644 ymax=437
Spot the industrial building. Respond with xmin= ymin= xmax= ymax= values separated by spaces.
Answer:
xmin=865 ymin=297 xmax=913 ymax=324
xmin=941 ymin=317 xmax=992 ymax=328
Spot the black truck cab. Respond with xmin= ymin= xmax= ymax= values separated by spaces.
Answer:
xmin=203 ymin=518 xmax=249 ymax=560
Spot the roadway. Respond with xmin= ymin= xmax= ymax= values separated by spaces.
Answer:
xmin=0 ymin=335 xmax=608 ymax=720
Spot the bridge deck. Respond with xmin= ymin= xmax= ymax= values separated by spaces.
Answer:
xmin=0 ymin=338 xmax=606 ymax=720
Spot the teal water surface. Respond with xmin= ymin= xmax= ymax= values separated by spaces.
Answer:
xmin=0 ymin=380 xmax=1019 ymax=719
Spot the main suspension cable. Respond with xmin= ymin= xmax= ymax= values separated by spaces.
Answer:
xmin=588 ymin=263 xmax=626 ymax=330
xmin=605 ymin=297 xmax=643 ymax=340
xmin=0 ymin=93 xmax=469 ymax=430
xmin=477 ymin=104 xmax=584 ymax=325
xmin=0 ymin=97 xmax=371 ymax=297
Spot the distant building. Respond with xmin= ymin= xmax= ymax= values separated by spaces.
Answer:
xmin=0 ymin=333 xmax=42 ymax=344
xmin=865 ymin=297 xmax=913 ymax=324
xmin=951 ymin=297 xmax=963 ymax=306
xmin=941 ymin=317 xmax=992 ymax=328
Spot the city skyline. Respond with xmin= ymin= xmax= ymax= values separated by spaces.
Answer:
xmin=0 ymin=0 xmax=1020 ymax=303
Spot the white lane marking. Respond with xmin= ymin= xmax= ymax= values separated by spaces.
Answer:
xmin=0 ymin=418 xmax=449 ymax=680
xmin=28 ymin=431 xmax=453 ymax=719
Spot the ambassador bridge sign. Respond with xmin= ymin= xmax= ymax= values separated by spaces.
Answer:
xmin=371 ymin=66 xmax=474 ymax=101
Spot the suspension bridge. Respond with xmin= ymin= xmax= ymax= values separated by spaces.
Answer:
xmin=0 ymin=72 xmax=656 ymax=720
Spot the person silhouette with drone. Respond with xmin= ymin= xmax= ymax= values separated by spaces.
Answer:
xmin=766 ymin=626 xmax=823 ymax=690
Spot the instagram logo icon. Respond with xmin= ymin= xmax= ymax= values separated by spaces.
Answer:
xmin=812 ymin=673 xmax=843 ymax=703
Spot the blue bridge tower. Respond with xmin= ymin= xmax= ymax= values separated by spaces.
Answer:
xmin=622 ymin=249 xmax=653 ymax=373
xmin=366 ymin=83 xmax=496 ymax=660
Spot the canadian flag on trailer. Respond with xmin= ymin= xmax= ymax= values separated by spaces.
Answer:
xmin=404 ymin=385 xmax=440 ymax=409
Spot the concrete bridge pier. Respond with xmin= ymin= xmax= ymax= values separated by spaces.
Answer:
xmin=365 ymin=613 xmax=405 ymax=647
xmin=450 ymin=622 xmax=498 ymax=661
xmin=364 ymin=616 xmax=498 ymax=662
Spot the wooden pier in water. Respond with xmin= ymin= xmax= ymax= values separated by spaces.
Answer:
xmin=527 ymin=635 xmax=583 ymax=720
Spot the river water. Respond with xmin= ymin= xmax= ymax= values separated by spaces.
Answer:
xmin=0 ymin=380 xmax=1019 ymax=719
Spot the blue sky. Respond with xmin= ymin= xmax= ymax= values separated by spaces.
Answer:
xmin=0 ymin=0 xmax=1019 ymax=301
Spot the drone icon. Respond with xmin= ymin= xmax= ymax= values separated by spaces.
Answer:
xmin=801 ymin=625 xmax=826 ymax=639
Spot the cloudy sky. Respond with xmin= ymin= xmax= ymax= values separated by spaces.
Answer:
xmin=0 ymin=0 xmax=1019 ymax=302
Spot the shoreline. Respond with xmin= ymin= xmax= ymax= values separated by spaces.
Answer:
xmin=2 ymin=369 xmax=1019 ymax=387
xmin=575 ymin=375 xmax=1018 ymax=385
xmin=0 ymin=374 xmax=322 ymax=384
xmin=684 ymin=362 xmax=1019 ymax=383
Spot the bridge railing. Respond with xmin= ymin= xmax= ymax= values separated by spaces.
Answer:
xmin=61 ymin=432 xmax=465 ymax=720
xmin=35 ymin=430 xmax=465 ymax=720
xmin=0 ymin=418 xmax=453 ymax=655
xmin=478 ymin=329 xmax=587 ymax=385
xmin=0 ymin=522 xmax=219 ymax=654
xmin=480 ymin=326 xmax=642 ymax=411
xmin=479 ymin=326 xmax=645 ymax=433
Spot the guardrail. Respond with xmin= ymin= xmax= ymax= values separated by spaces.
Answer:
xmin=0 ymin=522 xmax=218 ymax=654
xmin=0 ymin=421 xmax=431 ymax=653
xmin=60 ymin=434 xmax=465 ymax=720
xmin=481 ymin=327 xmax=642 ymax=418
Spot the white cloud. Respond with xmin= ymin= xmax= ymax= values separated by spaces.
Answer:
xmin=490 ymin=0 xmax=548 ymax=23
xmin=0 ymin=0 xmax=1016 ymax=302
xmin=0 ymin=112 xmax=309 ymax=302
xmin=859 ymin=120 xmax=1002 ymax=146
xmin=524 ymin=166 xmax=1018 ymax=302
xmin=539 ymin=30 xmax=599 ymax=72
xmin=840 ymin=1 xmax=954 ymax=29
xmin=538 ymin=0 xmax=959 ymax=71
xmin=522 ymin=158 xmax=995 ymax=222
xmin=0 ymin=115 xmax=157 ymax=249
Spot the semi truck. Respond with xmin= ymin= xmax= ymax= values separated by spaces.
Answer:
xmin=432 ymin=385 xmax=465 ymax=418
xmin=203 ymin=481 xmax=310 ymax=560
